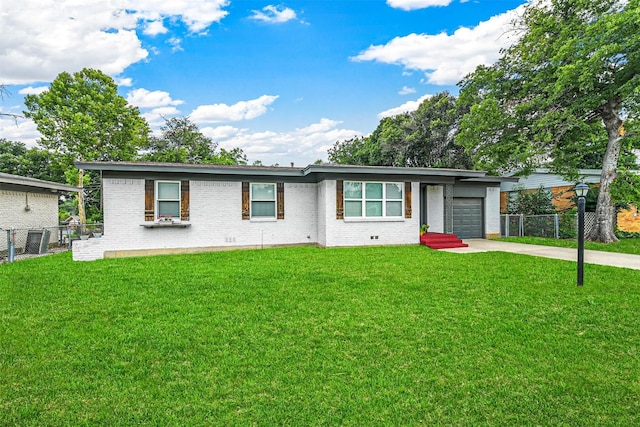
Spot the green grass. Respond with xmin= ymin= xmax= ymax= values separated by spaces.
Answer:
xmin=499 ymin=236 xmax=640 ymax=255
xmin=2 ymin=246 xmax=640 ymax=425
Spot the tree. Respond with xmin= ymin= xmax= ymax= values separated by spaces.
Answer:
xmin=328 ymin=92 xmax=473 ymax=168
xmin=24 ymin=68 xmax=148 ymax=164
xmin=0 ymin=139 xmax=66 ymax=182
xmin=457 ymin=0 xmax=640 ymax=243
xmin=328 ymin=136 xmax=375 ymax=165
xmin=401 ymin=92 xmax=473 ymax=169
xmin=140 ymin=116 xmax=247 ymax=165
xmin=23 ymin=68 xmax=150 ymax=223
xmin=508 ymin=185 xmax=555 ymax=215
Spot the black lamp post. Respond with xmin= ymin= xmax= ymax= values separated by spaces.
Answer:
xmin=575 ymin=182 xmax=589 ymax=286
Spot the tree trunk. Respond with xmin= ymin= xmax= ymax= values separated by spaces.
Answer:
xmin=588 ymin=99 xmax=622 ymax=243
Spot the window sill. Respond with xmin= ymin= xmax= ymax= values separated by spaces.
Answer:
xmin=141 ymin=222 xmax=191 ymax=228
xmin=250 ymin=217 xmax=278 ymax=222
xmin=342 ymin=217 xmax=405 ymax=223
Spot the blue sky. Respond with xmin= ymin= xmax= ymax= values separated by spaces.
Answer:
xmin=0 ymin=0 xmax=527 ymax=166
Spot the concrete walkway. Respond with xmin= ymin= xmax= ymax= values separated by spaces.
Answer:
xmin=440 ymin=239 xmax=640 ymax=270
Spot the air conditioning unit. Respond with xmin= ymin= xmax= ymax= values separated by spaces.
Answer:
xmin=24 ymin=229 xmax=51 ymax=254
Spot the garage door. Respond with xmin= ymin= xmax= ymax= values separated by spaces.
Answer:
xmin=453 ymin=198 xmax=483 ymax=238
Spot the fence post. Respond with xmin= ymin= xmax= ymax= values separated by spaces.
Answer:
xmin=554 ymin=213 xmax=559 ymax=239
xmin=519 ymin=214 xmax=524 ymax=237
xmin=7 ymin=229 xmax=15 ymax=263
xmin=505 ymin=214 xmax=510 ymax=237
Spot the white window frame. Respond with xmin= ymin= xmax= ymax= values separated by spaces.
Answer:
xmin=155 ymin=180 xmax=181 ymax=223
xmin=250 ymin=182 xmax=277 ymax=219
xmin=344 ymin=181 xmax=404 ymax=219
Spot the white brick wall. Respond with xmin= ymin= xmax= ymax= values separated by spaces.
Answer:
xmin=319 ymin=180 xmax=420 ymax=248
xmin=74 ymin=179 xmax=319 ymax=261
xmin=1 ymin=190 xmax=60 ymax=253
xmin=485 ymin=186 xmax=501 ymax=237
xmin=426 ymin=185 xmax=444 ymax=233
xmin=73 ymin=177 xmax=500 ymax=261
xmin=0 ymin=190 xmax=59 ymax=231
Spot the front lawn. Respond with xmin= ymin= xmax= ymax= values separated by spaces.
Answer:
xmin=499 ymin=236 xmax=640 ymax=255
xmin=2 ymin=246 xmax=639 ymax=425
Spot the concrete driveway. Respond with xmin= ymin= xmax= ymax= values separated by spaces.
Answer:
xmin=440 ymin=239 xmax=640 ymax=271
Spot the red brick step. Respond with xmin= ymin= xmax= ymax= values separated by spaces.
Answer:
xmin=420 ymin=232 xmax=468 ymax=249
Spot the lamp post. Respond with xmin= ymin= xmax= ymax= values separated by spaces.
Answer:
xmin=575 ymin=182 xmax=589 ymax=286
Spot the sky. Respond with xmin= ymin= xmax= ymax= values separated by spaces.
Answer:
xmin=0 ymin=0 xmax=528 ymax=166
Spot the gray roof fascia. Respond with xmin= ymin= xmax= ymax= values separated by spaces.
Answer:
xmin=76 ymin=161 xmax=306 ymax=178
xmin=459 ymin=176 xmax=520 ymax=183
xmin=0 ymin=172 xmax=79 ymax=193
xmin=303 ymin=164 xmax=487 ymax=179
xmin=77 ymin=161 xmax=492 ymax=183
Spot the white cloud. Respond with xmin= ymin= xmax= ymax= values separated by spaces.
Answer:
xmin=398 ymin=86 xmax=416 ymax=95
xmin=0 ymin=116 xmax=40 ymax=147
xmin=18 ymin=86 xmax=48 ymax=95
xmin=144 ymin=20 xmax=168 ymax=36
xmin=167 ymin=37 xmax=184 ymax=52
xmin=201 ymin=125 xmax=243 ymax=140
xmin=378 ymin=94 xmax=432 ymax=119
xmin=0 ymin=0 xmax=230 ymax=85
xmin=190 ymin=95 xmax=279 ymax=124
xmin=115 ymin=77 xmax=133 ymax=87
xmin=352 ymin=5 xmax=524 ymax=85
xmin=126 ymin=88 xmax=184 ymax=108
xmin=250 ymin=5 xmax=298 ymax=23
xmin=387 ymin=0 xmax=452 ymax=11
xmin=203 ymin=118 xmax=361 ymax=165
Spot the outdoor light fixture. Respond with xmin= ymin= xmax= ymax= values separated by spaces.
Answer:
xmin=575 ymin=182 xmax=589 ymax=198
xmin=576 ymin=182 xmax=589 ymax=286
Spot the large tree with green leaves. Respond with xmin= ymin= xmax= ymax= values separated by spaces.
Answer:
xmin=24 ymin=68 xmax=149 ymax=164
xmin=457 ymin=0 xmax=640 ymax=243
xmin=329 ymin=92 xmax=472 ymax=169
xmin=140 ymin=116 xmax=247 ymax=165
xmin=23 ymin=68 xmax=149 ymax=223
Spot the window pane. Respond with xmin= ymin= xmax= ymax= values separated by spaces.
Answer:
xmin=252 ymin=201 xmax=275 ymax=217
xmin=344 ymin=201 xmax=362 ymax=217
xmin=158 ymin=182 xmax=180 ymax=199
xmin=344 ymin=182 xmax=362 ymax=199
xmin=365 ymin=183 xmax=383 ymax=199
xmin=365 ymin=201 xmax=383 ymax=217
xmin=252 ymin=183 xmax=275 ymax=200
xmin=386 ymin=183 xmax=403 ymax=200
xmin=158 ymin=201 xmax=180 ymax=217
xmin=386 ymin=201 xmax=402 ymax=217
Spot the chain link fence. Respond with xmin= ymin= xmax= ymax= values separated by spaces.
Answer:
xmin=500 ymin=213 xmax=599 ymax=239
xmin=1 ymin=223 xmax=103 ymax=263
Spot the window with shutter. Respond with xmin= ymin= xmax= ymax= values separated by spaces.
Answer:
xmin=144 ymin=179 xmax=190 ymax=222
xmin=342 ymin=181 xmax=404 ymax=218
xmin=243 ymin=182 xmax=285 ymax=219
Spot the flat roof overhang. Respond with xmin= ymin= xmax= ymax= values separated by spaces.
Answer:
xmin=0 ymin=172 xmax=80 ymax=193
xmin=76 ymin=161 xmax=505 ymax=184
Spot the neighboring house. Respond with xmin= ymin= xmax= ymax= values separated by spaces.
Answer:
xmin=0 ymin=172 xmax=79 ymax=254
xmin=72 ymin=161 xmax=515 ymax=261
xmin=500 ymin=169 xmax=602 ymax=212
xmin=500 ymin=168 xmax=640 ymax=232
xmin=0 ymin=172 xmax=79 ymax=231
